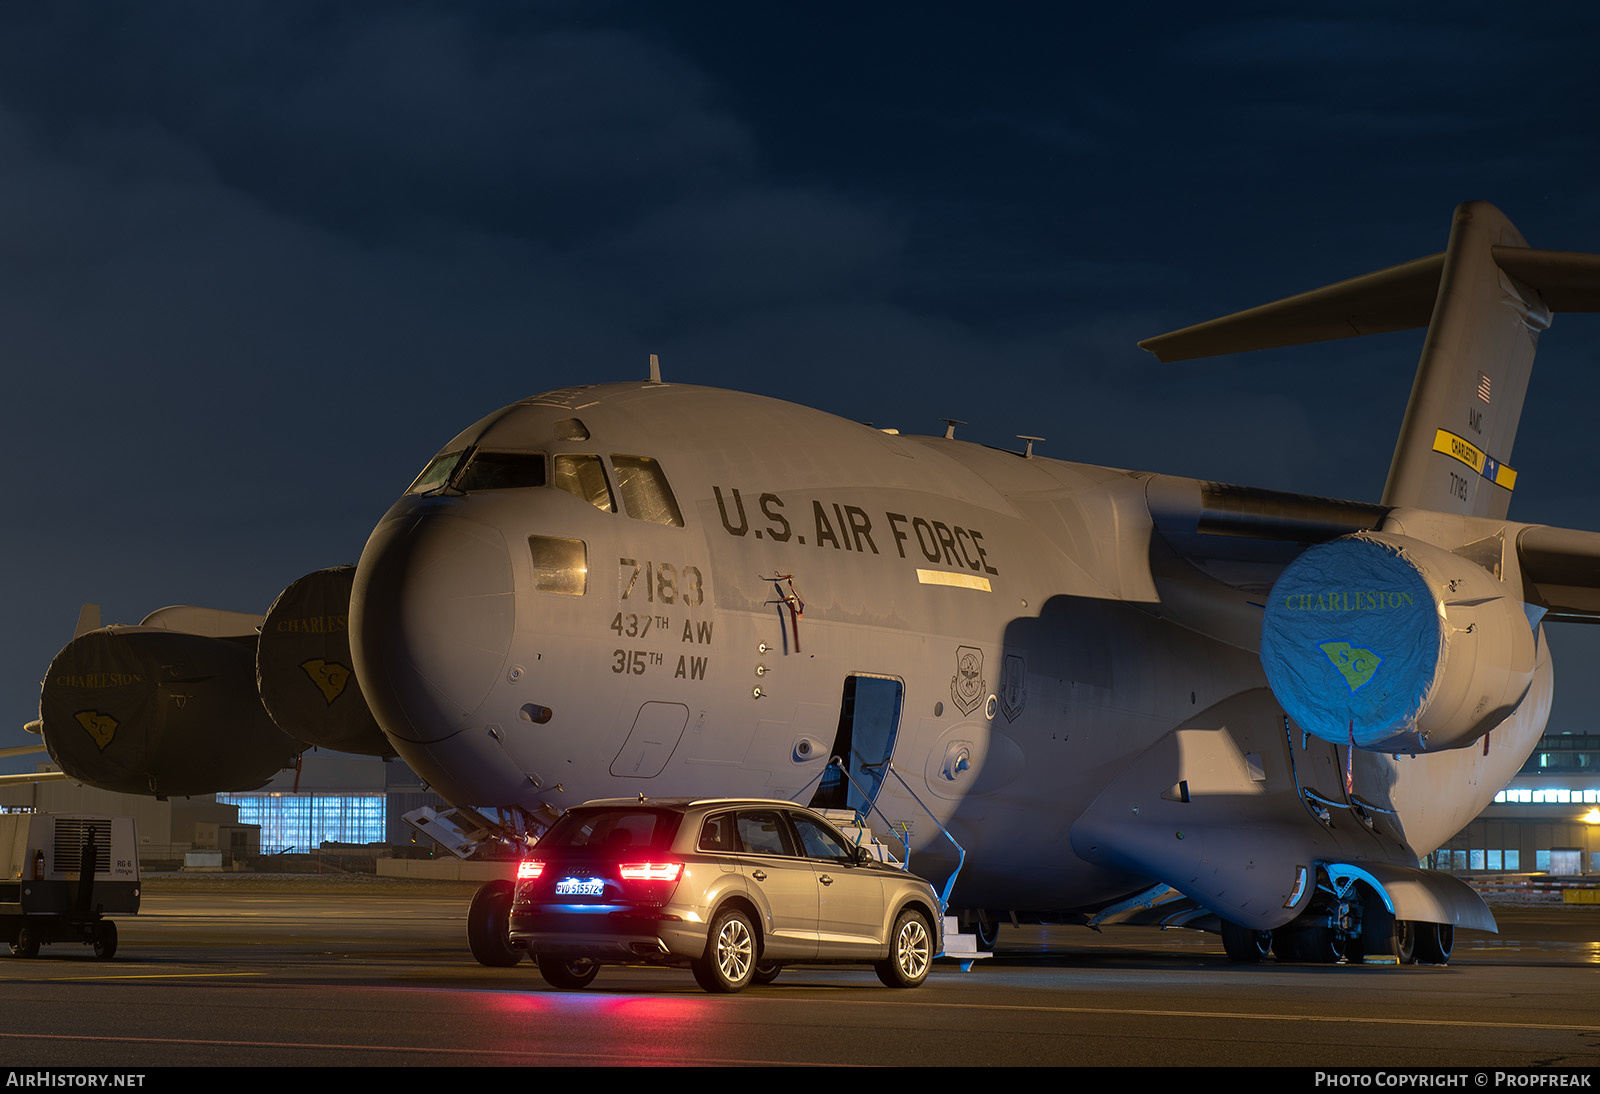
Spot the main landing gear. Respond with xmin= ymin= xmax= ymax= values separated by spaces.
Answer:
xmin=1221 ymin=881 xmax=1455 ymax=966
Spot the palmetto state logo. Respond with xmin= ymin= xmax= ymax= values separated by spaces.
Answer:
xmin=74 ymin=711 xmax=119 ymax=750
xmin=1319 ymin=641 xmax=1383 ymax=692
xmin=300 ymin=659 xmax=352 ymax=704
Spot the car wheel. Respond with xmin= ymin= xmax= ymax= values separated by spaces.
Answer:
xmin=751 ymin=962 xmax=782 ymax=985
xmin=10 ymin=926 xmax=39 ymax=959
xmin=876 ymin=909 xmax=933 ymax=988
xmin=92 ymin=921 xmax=118 ymax=961
xmin=693 ymin=908 xmax=756 ymax=993
xmin=537 ymin=955 xmax=599 ymax=989
xmin=465 ymin=879 xmax=522 ymax=968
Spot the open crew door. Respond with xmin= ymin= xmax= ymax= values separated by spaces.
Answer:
xmin=809 ymin=674 xmax=904 ymax=814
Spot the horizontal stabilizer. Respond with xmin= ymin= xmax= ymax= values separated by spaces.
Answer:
xmin=1139 ymin=254 xmax=1444 ymax=362
xmin=1490 ymin=248 xmax=1600 ymax=312
xmin=1139 ymin=246 xmax=1600 ymax=364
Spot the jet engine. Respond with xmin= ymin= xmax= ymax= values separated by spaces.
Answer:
xmin=256 ymin=567 xmax=395 ymax=758
xmin=39 ymin=625 xmax=303 ymax=797
xmin=1259 ymin=531 xmax=1536 ymax=753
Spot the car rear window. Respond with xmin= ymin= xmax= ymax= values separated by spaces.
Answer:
xmin=540 ymin=808 xmax=682 ymax=852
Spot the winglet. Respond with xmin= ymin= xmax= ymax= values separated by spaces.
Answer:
xmin=73 ymin=604 xmax=100 ymax=638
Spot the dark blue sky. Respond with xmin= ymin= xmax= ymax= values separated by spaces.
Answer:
xmin=5 ymin=2 xmax=1599 ymax=764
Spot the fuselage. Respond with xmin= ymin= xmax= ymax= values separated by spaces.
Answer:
xmin=350 ymin=382 xmax=1549 ymax=912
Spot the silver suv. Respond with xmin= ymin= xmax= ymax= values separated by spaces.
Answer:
xmin=505 ymin=798 xmax=942 ymax=993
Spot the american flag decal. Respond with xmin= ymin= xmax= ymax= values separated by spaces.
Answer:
xmin=1477 ymin=372 xmax=1492 ymax=404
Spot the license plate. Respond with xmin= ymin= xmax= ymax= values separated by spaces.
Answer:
xmin=555 ymin=876 xmax=605 ymax=896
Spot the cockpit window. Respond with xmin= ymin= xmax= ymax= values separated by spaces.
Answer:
xmin=406 ymin=450 xmax=467 ymax=495
xmin=611 ymin=455 xmax=684 ymax=527
xmin=455 ymin=452 xmax=547 ymax=492
xmin=528 ymin=536 xmax=587 ymax=595
xmin=551 ymin=455 xmax=616 ymax=513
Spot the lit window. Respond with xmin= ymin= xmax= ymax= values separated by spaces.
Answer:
xmin=528 ymin=536 xmax=587 ymax=596
xmin=216 ymin=793 xmax=387 ymax=851
xmin=552 ymin=455 xmax=615 ymax=512
xmin=611 ymin=455 xmax=684 ymax=527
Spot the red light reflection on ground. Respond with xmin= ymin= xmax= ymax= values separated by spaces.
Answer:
xmin=480 ymin=987 xmax=722 ymax=1061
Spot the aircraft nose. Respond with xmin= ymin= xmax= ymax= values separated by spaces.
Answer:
xmin=351 ymin=503 xmax=515 ymax=744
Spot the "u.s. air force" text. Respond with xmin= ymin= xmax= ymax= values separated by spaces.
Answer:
xmin=713 ymin=487 xmax=998 ymax=576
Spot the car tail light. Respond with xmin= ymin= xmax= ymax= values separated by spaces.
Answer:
xmin=618 ymin=862 xmax=683 ymax=882
xmin=518 ymin=860 xmax=545 ymax=880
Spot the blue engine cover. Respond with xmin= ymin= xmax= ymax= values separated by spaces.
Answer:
xmin=1260 ymin=536 xmax=1442 ymax=750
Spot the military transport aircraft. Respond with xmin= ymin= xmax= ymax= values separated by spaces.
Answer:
xmin=34 ymin=202 xmax=1600 ymax=965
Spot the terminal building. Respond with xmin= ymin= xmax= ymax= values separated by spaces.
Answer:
xmin=1430 ymin=733 xmax=1600 ymax=876
xmin=4 ymin=736 xmax=1600 ymax=878
xmin=0 ymin=751 xmax=449 ymax=867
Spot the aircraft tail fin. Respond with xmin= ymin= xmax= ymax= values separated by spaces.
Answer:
xmin=1140 ymin=201 xmax=1600 ymax=519
xmin=1381 ymin=202 xmax=1544 ymax=519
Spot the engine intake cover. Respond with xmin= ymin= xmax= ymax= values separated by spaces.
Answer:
xmin=1260 ymin=532 xmax=1535 ymax=753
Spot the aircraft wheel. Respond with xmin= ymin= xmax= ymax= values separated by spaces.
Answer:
xmin=1414 ymin=922 xmax=1454 ymax=965
xmin=1393 ymin=919 xmax=1417 ymax=965
xmin=536 ymin=955 xmax=599 ymax=989
xmin=875 ymin=908 xmax=933 ymax=988
xmin=93 ymin=921 xmax=118 ymax=961
xmin=1284 ymin=922 xmax=1344 ymax=964
xmin=751 ymin=962 xmax=783 ymax=985
xmin=10 ymin=926 xmax=39 ymax=959
xmin=693 ymin=908 xmax=756 ymax=993
xmin=1220 ymin=920 xmax=1274 ymax=963
xmin=465 ymin=879 xmax=522 ymax=968
xmin=973 ymin=917 xmax=1000 ymax=951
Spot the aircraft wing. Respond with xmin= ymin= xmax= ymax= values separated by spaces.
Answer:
xmin=1517 ymin=525 xmax=1600 ymax=623
xmin=0 ymin=740 xmax=70 ymax=786
xmin=0 ymin=770 xmax=71 ymax=787
xmin=1147 ymin=477 xmax=1388 ymax=547
xmin=1147 ymin=476 xmax=1600 ymax=626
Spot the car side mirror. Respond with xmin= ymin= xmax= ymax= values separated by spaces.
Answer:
xmin=854 ymin=846 xmax=874 ymax=865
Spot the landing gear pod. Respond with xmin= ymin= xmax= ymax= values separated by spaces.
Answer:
xmin=1260 ymin=532 xmax=1535 ymax=753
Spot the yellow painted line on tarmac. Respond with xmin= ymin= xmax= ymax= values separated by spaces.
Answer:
xmin=0 ymin=1031 xmax=832 ymax=1067
xmin=1 ymin=971 xmax=264 ymax=982
xmin=732 ymin=994 xmax=1600 ymax=1034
